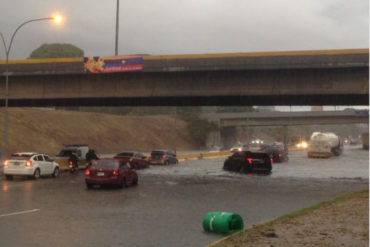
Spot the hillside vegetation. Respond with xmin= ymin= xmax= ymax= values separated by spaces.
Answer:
xmin=0 ymin=108 xmax=198 ymax=156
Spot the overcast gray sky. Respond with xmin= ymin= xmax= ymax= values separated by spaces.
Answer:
xmin=0 ymin=0 xmax=368 ymax=59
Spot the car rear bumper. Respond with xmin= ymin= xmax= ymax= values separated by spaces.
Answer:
xmin=308 ymin=152 xmax=332 ymax=158
xmin=85 ymin=176 xmax=121 ymax=185
xmin=149 ymin=160 xmax=165 ymax=165
xmin=4 ymin=167 xmax=35 ymax=176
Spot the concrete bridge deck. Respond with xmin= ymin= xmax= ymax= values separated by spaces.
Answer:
xmin=203 ymin=109 xmax=369 ymax=127
xmin=0 ymin=49 xmax=368 ymax=106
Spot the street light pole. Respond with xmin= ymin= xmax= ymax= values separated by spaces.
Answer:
xmin=115 ymin=0 xmax=120 ymax=55
xmin=174 ymin=107 xmax=177 ymax=155
xmin=1 ymin=17 xmax=55 ymax=159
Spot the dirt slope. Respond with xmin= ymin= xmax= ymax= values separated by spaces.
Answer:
xmin=0 ymin=108 xmax=198 ymax=156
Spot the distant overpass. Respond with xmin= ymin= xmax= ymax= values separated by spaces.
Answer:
xmin=203 ymin=109 xmax=369 ymax=148
xmin=203 ymin=109 xmax=369 ymax=127
xmin=0 ymin=49 xmax=368 ymax=106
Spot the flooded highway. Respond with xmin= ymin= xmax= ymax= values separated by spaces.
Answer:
xmin=0 ymin=145 xmax=368 ymax=247
xmin=141 ymin=145 xmax=369 ymax=180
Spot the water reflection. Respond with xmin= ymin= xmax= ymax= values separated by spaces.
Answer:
xmin=24 ymin=182 xmax=34 ymax=192
xmin=3 ymin=183 xmax=9 ymax=192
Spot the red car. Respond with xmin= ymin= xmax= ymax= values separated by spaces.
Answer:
xmin=85 ymin=158 xmax=138 ymax=189
xmin=113 ymin=151 xmax=149 ymax=169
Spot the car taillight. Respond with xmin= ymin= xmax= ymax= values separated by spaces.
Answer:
xmin=3 ymin=160 xmax=9 ymax=168
xmin=270 ymin=158 xmax=273 ymax=164
xmin=246 ymin=158 xmax=253 ymax=164
xmin=25 ymin=160 xmax=32 ymax=167
xmin=112 ymin=170 xmax=119 ymax=176
xmin=162 ymin=155 xmax=167 ymax=159
xmin=85 ymin=169 xmax=90 ymax=176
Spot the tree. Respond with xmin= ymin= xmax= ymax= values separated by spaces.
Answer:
xmin=29 ymin=43 xmax=84 ymax=59
xmin=186 ymin=117 xmax=219 ymax=147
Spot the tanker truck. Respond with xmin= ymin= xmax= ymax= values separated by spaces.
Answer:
xmin=307 ymin=132 xmax=343 ymax=158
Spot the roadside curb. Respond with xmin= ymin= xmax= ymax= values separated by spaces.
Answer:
xmin=205 ymin=218 xmax=274 ymax=247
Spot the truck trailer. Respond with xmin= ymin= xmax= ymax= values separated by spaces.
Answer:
xmin=307 ymin=132 xmax=343 ymax=158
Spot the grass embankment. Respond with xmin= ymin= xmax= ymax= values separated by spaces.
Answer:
xmin=0 ymin=108 xmax=198 ymax=156
xmin=211 ymin=190 xmax=369 ymax=247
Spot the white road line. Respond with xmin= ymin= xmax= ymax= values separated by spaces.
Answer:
xmin=0 ymin=209 xmax=40 ymax=217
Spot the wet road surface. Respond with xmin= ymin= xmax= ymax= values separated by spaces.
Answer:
xmin=0 ymin=145 xmax=368 ymax=247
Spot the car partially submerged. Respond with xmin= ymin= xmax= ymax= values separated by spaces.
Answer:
xmin=259 ymin=142 xmax=289 ymax=163
xmin=223 ymin=151 xmax=272 ymax=174
xmin=114 ymin=151 xmax=149 ymax=169
xmin=85 ymin=158 xmax=138 ymax=189
xmin=148 ymin=150 xmax=178 ymax=165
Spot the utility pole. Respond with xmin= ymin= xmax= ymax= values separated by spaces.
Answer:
xmin=174 ymin=107 xmax=177 ymax=155
xmin=115 ymin=0 xmax=119 ymax=55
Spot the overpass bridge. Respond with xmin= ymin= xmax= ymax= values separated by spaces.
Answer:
xmin=0 ymin=49 xmax=368 ymax=106
xmin=203 ymin=109 xmax=369 ymax=148
xmin=204 ymin=109 xmax=369 ymax=127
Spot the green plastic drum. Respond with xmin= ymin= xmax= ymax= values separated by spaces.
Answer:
xmin=203 ymin=212 xmax=244 ymax=235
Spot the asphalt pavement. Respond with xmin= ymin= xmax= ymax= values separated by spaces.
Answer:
xmin=0 ymin=145 xmax=368 ymax=247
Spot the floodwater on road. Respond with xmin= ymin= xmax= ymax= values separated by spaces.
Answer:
xmin=0 ymin=145 xmax=368 ymax=247
xmin=140 ymin=145 xmax=369 ymax=180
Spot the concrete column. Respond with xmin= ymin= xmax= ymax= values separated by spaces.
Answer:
xmin=283 ymin=125 xmax=288 ymax=146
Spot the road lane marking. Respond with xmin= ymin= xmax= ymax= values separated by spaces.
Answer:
xmin=0 ymin=209 xmax=40 ymax=217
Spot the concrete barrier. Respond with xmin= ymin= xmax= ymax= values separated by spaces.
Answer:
xmin=177 ymin=151 xmax=231 ymax=162
xmin=177 ymin=153 xmax=199 ymax=162
xmin=177 ymin=148 xmax=303 ymax=162
xmin=199 ymin=151 xmax=231 ymax=159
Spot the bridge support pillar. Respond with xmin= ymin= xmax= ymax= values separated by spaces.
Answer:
xmin=220 ymin=127 xmax=238 ymax=150
xmin=283 ymin=125 xmax=288 ymax=147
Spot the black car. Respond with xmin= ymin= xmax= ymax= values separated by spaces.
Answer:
xmin=148 ymin=150 xmax=178 ymax=165
xmin=223 ymin=151 xmax=272 ymax=174
xmin=259 ymin=142 xmax=289 ymax=163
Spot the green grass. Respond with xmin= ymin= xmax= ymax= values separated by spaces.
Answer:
xmin=210 ymin=190 xmax=368 ymax=247
xmin=274 ymin=190 xmax=368 ymax=222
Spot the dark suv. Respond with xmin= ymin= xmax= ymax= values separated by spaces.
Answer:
xmin=148 ymin=150 xmax=178 ymax=165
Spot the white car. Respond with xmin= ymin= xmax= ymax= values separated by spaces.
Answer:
xmin=3 ymin=152 xmax=60 ymax=180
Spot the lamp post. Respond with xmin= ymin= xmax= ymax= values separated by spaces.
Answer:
xmin=1 ymin=16 xmax=61 ymax=159
xmin=115 ymin=0 xmax=120 ymax=55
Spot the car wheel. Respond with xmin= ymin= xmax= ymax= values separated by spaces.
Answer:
xmin=132 ymin=176 xmax=138 ymax=186
xmin=239 ymin=165 xmax=245 ymax=173
xmin=33 ymin=169 xmax=41 ymax=179
xmin=86 ymin=183 xmax=93 ymax=189
xmin=5 ymin=175 xmax=13 ymax=180
xmin=52 ymin=167 xmax=59 ymax=178
xmin=118 ymin=178 xmax=126 ymax=188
